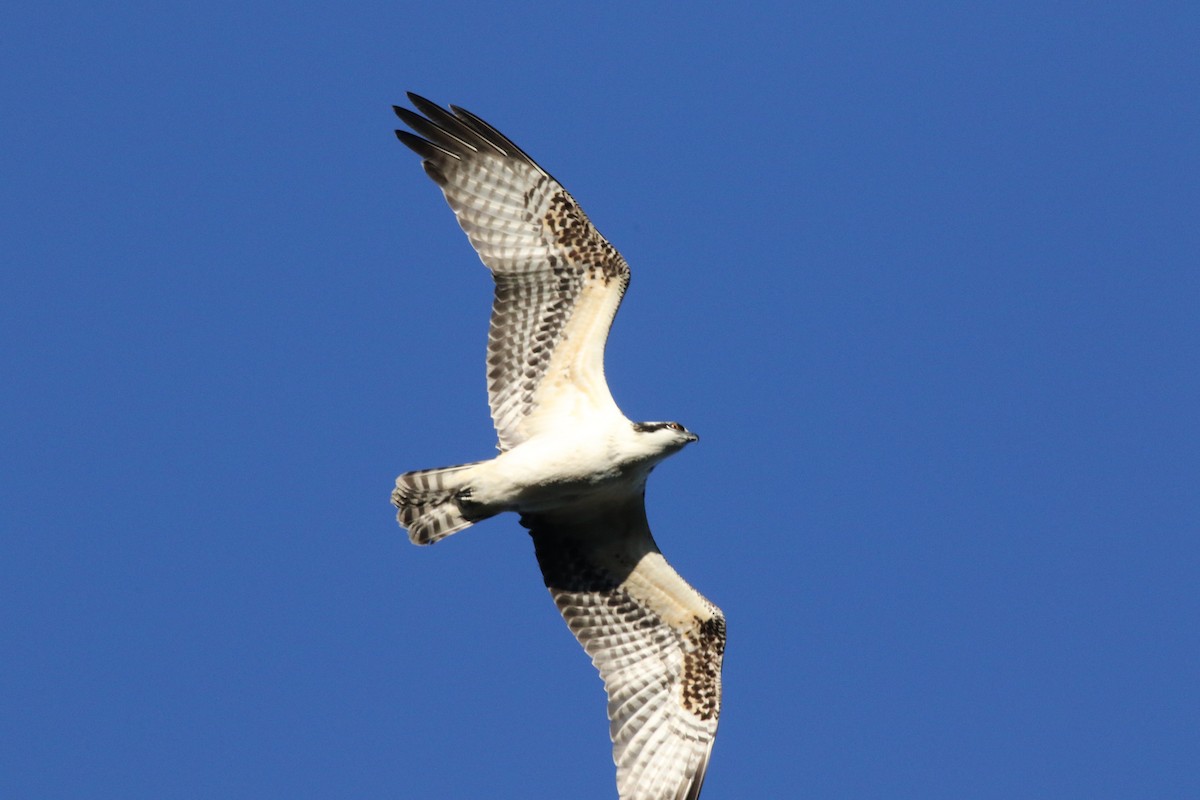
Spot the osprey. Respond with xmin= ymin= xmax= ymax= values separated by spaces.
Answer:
xmin=390 ymin=94 xmax=725 ymax=800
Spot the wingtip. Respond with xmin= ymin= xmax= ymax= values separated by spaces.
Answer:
xmin=397 ymin=128 xmax=462 ymax=167
xmin=392 ymin=105 xmax=429 ymax=131
xmin=398 ymin=92 xmax=443 ymax=119
xmin=407 ymin=92 xmax=452 ymax=121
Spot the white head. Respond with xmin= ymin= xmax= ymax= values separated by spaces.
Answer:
xmin=631 ymin=420 xmax=699 ymax=458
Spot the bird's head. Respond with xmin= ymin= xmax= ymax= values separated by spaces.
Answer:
xmin=631 ymin=420 xmax=699 ymax=456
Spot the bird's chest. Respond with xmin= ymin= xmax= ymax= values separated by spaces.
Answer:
xmin=487 ymin=432 xmax=642 ymax=510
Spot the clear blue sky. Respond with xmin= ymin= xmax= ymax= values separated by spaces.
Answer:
xmin=3 ymin=3 xmax=1198 ymax=798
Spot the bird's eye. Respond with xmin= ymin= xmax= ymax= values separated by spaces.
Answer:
xmin=669 ymin=422 xmax=684 ymax=432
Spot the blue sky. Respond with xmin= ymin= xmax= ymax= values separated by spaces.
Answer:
xmin=3 ymin=2 xmax=1198 ymax=798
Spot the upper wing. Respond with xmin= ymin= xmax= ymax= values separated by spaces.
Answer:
xmin=523 ymin=498 xmax=725 ymax=800
xmin=394 ymin=94 xmax=631 ymax=451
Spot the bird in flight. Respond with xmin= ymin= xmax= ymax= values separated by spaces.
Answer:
xmin=390 ymin=94 xmax=725 ymax=800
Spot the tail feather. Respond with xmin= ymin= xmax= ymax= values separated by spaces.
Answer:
xmin=392 ymin=461 xmax=492 ymax=545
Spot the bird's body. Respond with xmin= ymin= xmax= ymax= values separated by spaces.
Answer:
xmin=468 ymin=421 xmax=691 ymax=512
xmin=390 ymin=94 xmax=724 ymax=800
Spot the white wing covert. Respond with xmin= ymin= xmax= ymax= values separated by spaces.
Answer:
xmin=394 ymin=95 xmax=630 ymax=451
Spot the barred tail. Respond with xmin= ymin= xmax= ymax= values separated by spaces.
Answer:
xmin=392 ymin=461 xmax=492 ymax=545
